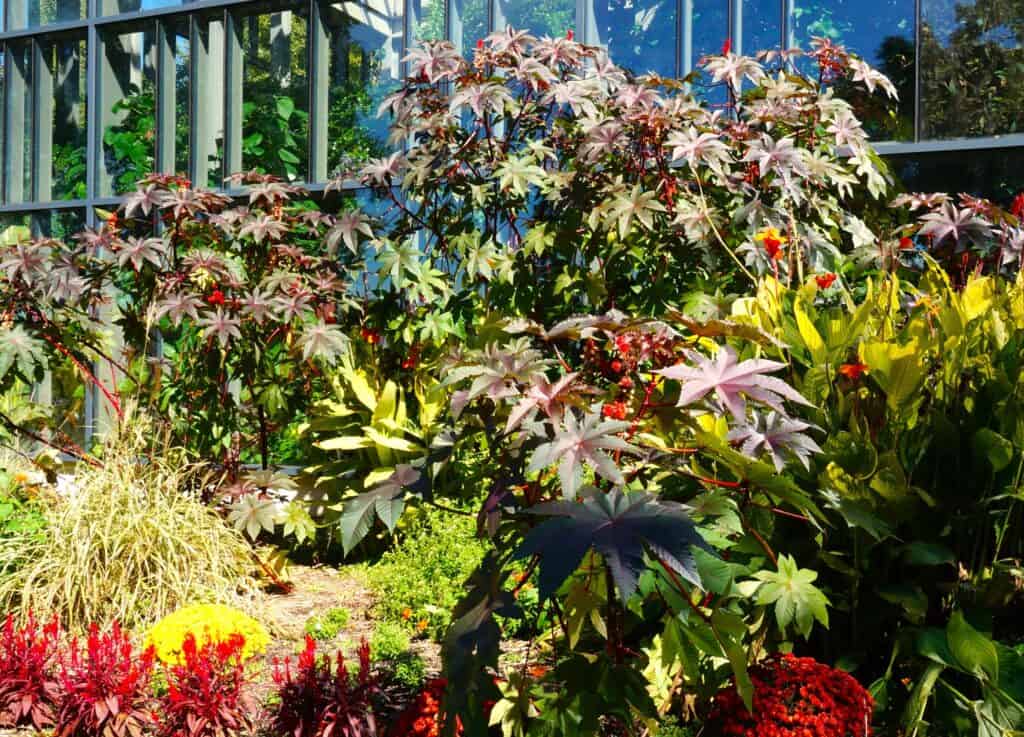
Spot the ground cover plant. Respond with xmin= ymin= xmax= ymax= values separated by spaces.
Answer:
xmin=0 ymin=23 xmax=1023 ymax=737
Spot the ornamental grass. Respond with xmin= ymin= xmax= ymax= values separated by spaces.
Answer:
xmin=0 ymin=410 xmax=260 ymax=632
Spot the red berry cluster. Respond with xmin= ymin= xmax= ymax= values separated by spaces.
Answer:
xmin=612 ymin=331 xmax=676 ymax=370
xmin=706 ymin=654 xmax=873 ymax=737
xmin=388 ymin=678 xmax=461 ymax=737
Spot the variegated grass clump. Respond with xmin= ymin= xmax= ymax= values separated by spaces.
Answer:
xmin=0 ymin=411 xmax=260 ymax=632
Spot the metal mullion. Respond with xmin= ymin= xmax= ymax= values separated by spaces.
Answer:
xmin=308 ymin=0 xmax=328 ymax=184
xmin=155 ymin=18 xmax=175 ymax=176
xmin=730 ymin=0 xmax=741 ymax=56
xmin=223 ymin=8 xmax=242 ymax=181
xmin=0 ymin=197 xmax=90 ymax=212
xmin=32 ymin=38 xmax=54 ymax=202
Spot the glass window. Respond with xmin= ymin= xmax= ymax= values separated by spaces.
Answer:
xmin=411 ymin=0 xmax=445 ymax=43
xmin=497 ymin=0 xmax=576 ymax=39
xmin=688 ymin=0 xmax=730 ymax=102
xmin=8 ymin=0 xmax=85 ymax=32
xmin=791 ymin=0 xmax=914 ymax=141
xmin=238 ymin=5 xmax=310 ymax=181
xmin=100 ymin=0 xmax=182 ymax=17
xmin=592 ymin=0 xmax=678 ymax=78
xmin=99 ymin=23 xmax=158 ymax=196
xmin=322 ymin=0 xmax=402 ymax=178
xmin=740 ymin=0 xmax=782 ymax=56
xmin=188 ymin=14 xmax=228 ymax=188
xmin=449 ymin=0 xmax=487 ymax=53
xmin=921 ymin=0 xmax=1024 ymax=140
xmin=3 ymin=42 xmax=31 ymax=203
xmin=39 ymin=34 xmax=89 ymax=201
xmin=889 ymin=147 xmax=1024 ymax=204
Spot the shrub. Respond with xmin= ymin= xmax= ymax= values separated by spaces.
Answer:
xmin=155 ymin=633 xmax=255 ymax=737
xmin=0 ymin=416 xmax=259 ymax=631
xmin=304 ymin=607 xmax=350 ymax=642
xmin=366 ymin=509 xmax=487 ymax=639
xmin=270 ymin=635 xmax=379 ymax=737
xmin=56 ymin=623 xmax=155 ymax=737
xmin=706 ymin=654 xmax=872 ymax=737
xmin=146 ymin=604 xmax=269 ymax=666
xmin=0 ymin=612 xmax=62 ymax=730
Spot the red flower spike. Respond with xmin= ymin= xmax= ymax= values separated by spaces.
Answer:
xmin=270 ymin=636 xmax=379 ymax=737
xmin=566 ymin=29 xmax=574 ymax=40
xmin=476 ymin=38 xmax=484 ymax=50
xmin=899 ymin=236 xmax=914 ymax=250
xmin=0 ymin=612 xmax=63 ymax=730
xmin=722 ymin=38 xmax=732 ymax=55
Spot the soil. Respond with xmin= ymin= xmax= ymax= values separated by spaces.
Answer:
xmin=255 ymin=563 xmax=442 ymax=701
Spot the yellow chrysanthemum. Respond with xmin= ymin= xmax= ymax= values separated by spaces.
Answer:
xmin=146 ymin=604 xmax=270 ymax=665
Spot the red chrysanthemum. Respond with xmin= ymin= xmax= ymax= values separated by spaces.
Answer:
xmin=706 ymin=654 xmax=873 ymax=737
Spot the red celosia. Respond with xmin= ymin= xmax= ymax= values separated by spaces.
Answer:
xmin=388 ymin=678 xmax=462 ymax=737
xmin=0 ymin=612 xmax=63 ymax=730
xmin=57 ymin=623 xmax=154 ymax=737
xmin=270 ymin=635 xmax=379 ymax=737
xmin=155 ymin=632 xmax=255 ymax=737
xmin=706 ymin=654 xmax=873 ymax=737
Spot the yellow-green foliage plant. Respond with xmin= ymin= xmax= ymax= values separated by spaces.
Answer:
xmin=0 ymin=410 xmax=260 ymax=632
xmin=146 ymin=603 xmax=270 ymax=665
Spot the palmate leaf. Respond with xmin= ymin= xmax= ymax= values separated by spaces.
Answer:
xmin=752 ymin=553 xmax=830 ymax=639
xmin=337 ymin=464 xmax=420 ymax=554
xmin=514 ymin=488 xmax=705 ymax=601
xmin=0 ymin=326 xmax=47 ymax=382
xmin=226 ymin=495 xmax=282 ymax=541
xmin=528 ymin=410 xmax=637 ymax=499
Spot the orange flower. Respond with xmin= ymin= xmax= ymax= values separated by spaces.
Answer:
xmin=838 ymin=362 xmax=868 ymax=380
xmin=815 ymin=273 xmax=837 ymax=289
xmin=361 ymin=327 xmax=381 ymax=345
xmin=401 ymin=607 xmax=413 ymax=621
xmin=528 ymin=665 xmax=549 ymax=679
xmin=512 ymin=571 xmax=529 ymax=584
xmin=755 ymin=227 xmax=788 ymax=260
xmin=416 ymin=619 xmax=429 ymax=633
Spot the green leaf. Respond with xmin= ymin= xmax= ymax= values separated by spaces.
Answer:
xmin=860 ymin=339 xmax=927 ymax=412
xmin=947 ymin=611 xmax=1000 ymax=682
xmin=711 ymin=609 xmax=754 ymax=712
xmin=276 ymin=96 xmax=296 ymax=120
xmin=901 ymin=662 xmax=943 ymax=737
xmin=902 ymin=542 xmax=956 ymax=567
xmin=316 ymin=435 xmax=373 ymax=451
xmin=753 ymin=553 xmax=830 ymax=639
xmin=973 ymin=429 xmax=1015 ymax=473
